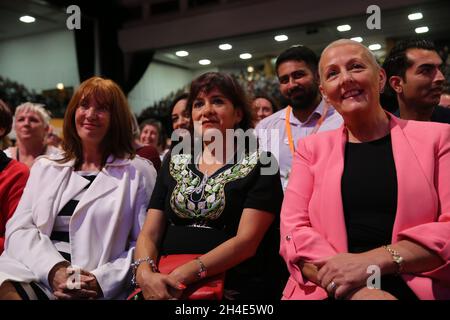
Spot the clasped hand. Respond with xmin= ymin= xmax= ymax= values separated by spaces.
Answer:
xmin=313 ymin=252 xmax=377 ymax=299
xmin=137 ymin=267 xmax=186 ymax=300
xmin=49 ymin=263 xmax=102 ymax=299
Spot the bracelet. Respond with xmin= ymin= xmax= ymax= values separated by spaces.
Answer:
xmin=195 ymin=257 xmax=207 ymax=279
xmin=382 ymin=245 xmax=404 ymax=274
xmin=130 ymin=257 xmax=159 ymax=287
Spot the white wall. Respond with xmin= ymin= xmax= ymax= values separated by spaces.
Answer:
xmin=127 ymin=61 xmax=194 ymax=114
xmin=127 ymin=62 xmax=222 ymax=115
xmin=0 ymin=30 xmax=79 ymax=92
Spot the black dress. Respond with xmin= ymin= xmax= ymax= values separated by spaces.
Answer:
xmin=341 ymin=134 xmax=417 ymax=300
xmin=149 ymin=150 xmax=286 ymax=299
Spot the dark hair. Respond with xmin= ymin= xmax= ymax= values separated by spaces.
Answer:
xmin=382 ymin=39 xmax=438 ymax=81
xmin=186 ymin=72 xmax=253 ymax=130
xmin=0 ymin=99 xmax=13 ymax=138
xmin=139 ymin=118 xmax=165 ymax=148
xmin=253 ymin=93 xmax=279 ymax=113
xmin=381 ymin=39 xmax=440 ymax=112
xmin=275 ymin=45 xmax=319 ymax=76
xmin=169 ymin=93 xmax=189 ymax=115
xmin=442 ymin=83 xmax=450 ymax=95
xmin=60 ymin=76 xmax=135 ymax=168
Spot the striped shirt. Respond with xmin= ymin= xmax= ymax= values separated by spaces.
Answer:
xmin=50 ymin=172 xmax=97 ymax=262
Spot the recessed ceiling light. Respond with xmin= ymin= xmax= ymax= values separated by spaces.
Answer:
xmin=175 ymin=50 xmax=189 ymax=57
xmin=408 ymin=12 xmax=423 ymax=20
xmin=198 ymin=59 xmax=211 ymax=65
xmin=274 ymin=35 xmax=288 ymax=42
xmin=337 ymin=24 xmax=351 ymax=32
xmin=415 ymin=26 xmax=429 ymax=34
xmin=219 ymin=43 xmax=232 ymax=50
xmin=56 ymin=83 xmax=64 ymax=90
xmin=19 ymin=15 xmax=36 ymax=23
xmin=247 ymin=66 xmax=254 ymax=73
xmin=368 ymin=43 xmax=382 ymax=51
xmin=239 ymin=53 xmax=252 ymax=60
xmin=350 ymin=37 xmax=363 ymax=43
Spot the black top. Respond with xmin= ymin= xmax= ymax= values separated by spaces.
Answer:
xmin=341 ymin=134 xmax=417 ymax=300
xmin=431 ymin=105 xmax=450 ymax=124
xmin=50 ymin=175 xmax=96 ymax=262
xmin=342 ymin=134 xmax=397 ymax=253
xmin=394 ymin=105 xmax=450 ymax=124
xmin=149 ymin=150 xmax=286 ymax=299
xmin=0 ymin=150 xmax=12 ymax=172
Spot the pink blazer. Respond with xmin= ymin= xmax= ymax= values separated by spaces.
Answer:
xmin=280 ymin=114 xmax=450 ymax=300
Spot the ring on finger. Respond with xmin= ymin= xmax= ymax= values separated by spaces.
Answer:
xmin=327 ymin=281 xmax=337 ymax=293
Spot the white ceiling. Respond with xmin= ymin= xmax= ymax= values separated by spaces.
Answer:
xmin=0 ymin=0 xmax=67 ymax=41
xmin=1 ymin=0 xmax=449 ymax=72
xmin=152 ymin=0 xmax=450 ymax=70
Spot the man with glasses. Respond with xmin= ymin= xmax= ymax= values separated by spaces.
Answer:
xmin=256 ymin=45 xmax=342 ymax=190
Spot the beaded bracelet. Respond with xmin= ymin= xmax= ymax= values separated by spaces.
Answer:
xmin=131 ymin=257 xmax=159 ymax=286
xmin=195 ymin=257 xmax=207 ymax=279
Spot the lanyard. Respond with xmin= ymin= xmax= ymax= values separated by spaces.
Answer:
xmin=284 ymin=103 xmax=330 ymax=155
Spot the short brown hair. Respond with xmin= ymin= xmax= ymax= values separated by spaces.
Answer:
xmin=61 ymin=76 xmax=135 ymax=167
xmin=0 ymin=99 xmax=12 ymax=139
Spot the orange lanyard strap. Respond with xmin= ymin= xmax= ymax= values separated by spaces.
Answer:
xmin=285 ymin=106 xmax=295 ymax=155
xmin=285 ymin=103 xmax=330 ymax=156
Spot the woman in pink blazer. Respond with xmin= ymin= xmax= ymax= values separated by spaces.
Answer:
xmin=280 ymin=39 xmax=450 ymax=300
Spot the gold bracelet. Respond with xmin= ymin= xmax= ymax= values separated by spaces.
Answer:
xmin=383 ymin=245 xmax=404 ymax=274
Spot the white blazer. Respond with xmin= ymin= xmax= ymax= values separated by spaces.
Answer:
xmin=0 ymin=154 xmax=156 ymax=299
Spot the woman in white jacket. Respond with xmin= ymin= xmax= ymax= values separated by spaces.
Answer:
xmin=0 ymin=77 xmax=156 ymax=300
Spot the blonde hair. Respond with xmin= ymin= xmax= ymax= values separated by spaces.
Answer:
xmin=319 ymin=39 xmax=380 ymax=79
xmin=15 ymin=102 xmax=51 ymax=127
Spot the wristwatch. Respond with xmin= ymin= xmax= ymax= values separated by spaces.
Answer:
xmin=383 ymin=245 xmax=404 ymax=274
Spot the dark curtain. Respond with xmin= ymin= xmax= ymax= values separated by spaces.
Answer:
xmin=48 ymin=0 xmax=154 ymax=94
xmin=123 ymin=50 xmax=155 ymax=94
xmin=96 ymin=17 xmax=126 ymax=88
xmin=74 ymin=13 xmax=153 ymax=94
xmin=74 ymin=16 xmax=95 ymax=83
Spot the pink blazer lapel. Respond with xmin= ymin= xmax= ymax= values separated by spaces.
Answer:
xmin=389 ymin=117 xmax=438 ymax=241
xmin=318 ymin=126 xmax=348 ymax=252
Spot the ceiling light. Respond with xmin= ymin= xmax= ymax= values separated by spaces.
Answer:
xmin=175 ymin=50 xmax=189 ymax=57
xmin=247 ymin=66 xmax=254 ymax=73
xmin=56 ymin=83 xmax=64 ymax=90
xmin=408 ymin=12 xmax=423 ymax=20
xmin=274 ymin=35 xmax=288 ymax=42
xmin=350 ymin=37 xmax=363 ymax=43
xmin=415 ymin=26 xmax=429 ymax=34
xmin=368 ymin=43 xmax=381 ymax=51
xmin=219 ymin=43 xmax=232 ymax=50
xmin=198 ymin=59 xmax=211 ymax=65
xmin=239 ymin=53 xmax=252 ymax=60
xmin=337 ymin=24 xmax=351 ymax=32
xmin=19 ymin=15 xmax=36 ymax=23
